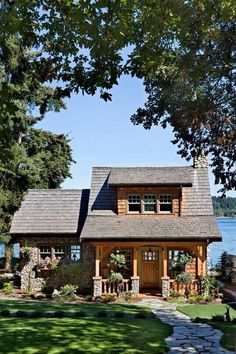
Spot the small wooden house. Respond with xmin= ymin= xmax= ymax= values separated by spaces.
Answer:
xmin=10 ymin=154 xmax=221 ymax=297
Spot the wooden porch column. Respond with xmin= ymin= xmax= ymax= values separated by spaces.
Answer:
xmin=202 ymin=246 xmax=207 ymax=276
xmin=133 ymin=247 xmax=138 ymax=277
xmin=163 ymin=247 xmax=168 ymax=277
xmin=95 ymin=246 xmax=101 ymax=277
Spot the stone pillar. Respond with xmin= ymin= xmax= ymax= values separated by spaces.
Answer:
xmin=161 ymin=276 xmax=170 ymax=298
xmin=163 ymin=247 xmax=168 ymax=277
xmin=206 ymin=246 xmax=210 ymax=275
xmin=93 ymin=276 xmax=102 ymax=297
xmin=131 ymin=276 xmax=140 ymax=297
xmin=21 ymin=247 xmax=38 ymax=292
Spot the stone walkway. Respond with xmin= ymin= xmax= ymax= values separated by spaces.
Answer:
xmin=139 ymin=299 xmax=234 ymax=354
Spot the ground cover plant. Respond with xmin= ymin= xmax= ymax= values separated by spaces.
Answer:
xmin=0 ymin=300 xmax=171 ymax=354
xmin=177 ymin=304 xmax=236 ymax=351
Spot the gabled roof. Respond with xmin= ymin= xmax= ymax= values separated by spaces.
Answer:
xmin=80 ymin=215 xmax=221 ymax=241
xmin=108 ymin=167 xmax=192 ymax=186
xmin=10 ymin=189 xmax=89 ymax=235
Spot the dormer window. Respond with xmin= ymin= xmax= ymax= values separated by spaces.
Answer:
xmin=128 ymin=195 xmax=141 ymax=213
xmin=159 ymin=194 xmax=172 ymax=213
xmin=143 ymin=195 xmax=156 ymax=213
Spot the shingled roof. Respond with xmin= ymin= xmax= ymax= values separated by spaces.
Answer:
xmin=10 ymin=189 xmax=89 ymax=235
xmin=80 ymin=215 xmax=221 ymax=241
xmin=108 ymin=167 xmax=193 ymax=186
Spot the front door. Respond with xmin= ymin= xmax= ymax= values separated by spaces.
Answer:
xmin=141 ymin=249 xmax=159 ymax=288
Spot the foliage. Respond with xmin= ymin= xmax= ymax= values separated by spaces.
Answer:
xmin=170 ymin=290 xmax=181 ymax=299
xmin=220 ymin=251 xmax=233 ymax=281
xmin=108 ymin=271 xmax=123 ymax=285
xmin=102 ymin=294 xmax=116 ymax=303
xmin=109 ymin=250 xmax=126 ymax=271
xmin=2 ymin=281 xmax=14 ymax=295
xmin=176 ymin=272 xmax=192 ymax=284
xmin=42 ymin=285 xmax=54 ymax=295
xmin=1 ymin=1 xmax=236 ymax=194
xmin=47 ymin=262 xmax=85 ymax=289
xmin=212 ymin=196 xmax=236 ymax=217
xmin=84 ymin=295 xmax=93 ymax=303
xmin=201 ymin=275 xmax=218 ymax=297
xmin=123 ymin=291 xmax=133 ymax=303
xmin=178 ymin=253 xmax=193 ymax=265
xmin=20 ymin=247 xmax=32 ymax=255
xmin=59 ymin=284 xmax=78 ymax=297
xmin=188 ymin=295 xmax=214 ymax=304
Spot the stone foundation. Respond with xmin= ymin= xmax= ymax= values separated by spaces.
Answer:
xmin=131 ymin=276 xmax=140 ymax=296
xmin=93 ymin=277 xmax=102 ymax=297
xmin=161 ymin=276 xmax=170 ymax=298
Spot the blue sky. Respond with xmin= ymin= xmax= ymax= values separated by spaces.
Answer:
xmin=37 ymin=75 xmax=235 ymax=197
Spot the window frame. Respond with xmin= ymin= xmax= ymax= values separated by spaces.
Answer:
xmin=70 ymin=244 xmax=81 ymax=262
xmin=158 ymin=194 xmax=173 ymax=214
xmin=143 ymin=194 xmax=157 ymax=213
xmin=126 ymin=193 xmax=173 ymax=214
xmin=127 ymin=194 xmax=141 ymax=214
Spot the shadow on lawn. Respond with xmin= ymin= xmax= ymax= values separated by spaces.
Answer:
xmin=0 ymin=317 xmax=170 ymax=354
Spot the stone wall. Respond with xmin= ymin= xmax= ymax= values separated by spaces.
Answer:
xmin=16 ymin=237 xmax=95 ymax=293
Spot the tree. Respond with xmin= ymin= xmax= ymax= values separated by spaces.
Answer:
xmin=1 ymin=1 xmax=236 ymax=193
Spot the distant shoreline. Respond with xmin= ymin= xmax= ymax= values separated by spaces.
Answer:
xmin=216 ymin=216 xmax=236 ymax=219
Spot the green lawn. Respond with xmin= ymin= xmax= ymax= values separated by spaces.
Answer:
xmin=0 ymin=300 xmax=172 ymax=353
xmin=177 ymin=304 xmax=236 ymax=351
xmin=176 ymin=303 xmax=236 ymax=319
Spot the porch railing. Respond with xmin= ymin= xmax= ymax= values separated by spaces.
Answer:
xmin=101 ymin=279 xmax=131 ymax=295
xmin=169 ymin=279 xmax=200 ymax=295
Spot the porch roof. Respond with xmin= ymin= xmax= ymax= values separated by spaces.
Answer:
xmin=80 ymin=215 xmax=221 ymax=241
xmin=10 ymin=189 xmax=89 ymax=235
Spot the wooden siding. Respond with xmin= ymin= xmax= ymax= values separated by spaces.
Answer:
xmin=117 ymin=187 xmax=181 ymax=216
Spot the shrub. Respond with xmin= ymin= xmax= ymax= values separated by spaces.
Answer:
xmin=170 ymin=290 xmax=181 ymax=298
xmin=59 ymin=284 xmax=78 ymax=297
xmin=201 ymin=275 xmax=218 ymax=297
xmin=103 ymin=294 xmax=116 ymax=303
xmin=84 ymin=295 xmax=93 ymax=302
xmin=2 ymin=281 xmax=14 ymax=295
xmin=123 ymin=291 xmax=133 ymax=302
xmin=42 ymin=285 xmax=54 ymax=295
xmin=0 ymin=278 xmax=5 ymax=289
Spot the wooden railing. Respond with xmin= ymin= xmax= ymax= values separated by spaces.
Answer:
xmin=169 ymin=279 xmax=200 ymax=295
xmin=101 ymin=279 xmax=131 ymax=295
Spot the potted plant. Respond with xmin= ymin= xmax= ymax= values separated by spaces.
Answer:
xmin=176 ymin=272 xmax=192 ymax=298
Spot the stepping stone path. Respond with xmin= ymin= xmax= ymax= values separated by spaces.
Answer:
xmin=139 ymin=299 xmax=234 ymax=354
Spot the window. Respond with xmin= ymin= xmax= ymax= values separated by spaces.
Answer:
xmin=70 ymin=245 xmax=81 ymax=261
xmin=143 ymin=194 xmax=156 ymax=213
xmin=55 ymin=246 xmax=65 ymax=260
xmin=143 ymin=250 xmax=158 ymax=261
xmin=168 ymin=250 xmax=186 ymax=278
xmin=128 ymin=195 xmax=141 ymax=213
xmin=159 ymin=194 xmax=172 ymax=213
xmin=40 ymin=246 xmax=51 ymax=260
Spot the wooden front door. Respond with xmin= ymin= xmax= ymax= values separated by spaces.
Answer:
xmin=141 ymin=250 xmax=159 ymax=289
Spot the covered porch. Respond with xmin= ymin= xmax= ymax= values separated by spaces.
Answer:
xmin=92 ymin=241 xmax=208 ymax=298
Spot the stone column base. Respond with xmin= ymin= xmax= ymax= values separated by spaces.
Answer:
xmin=131 ymin=276 xmax=140 ymax=297
xmin=93 ymin=276 xmax=102 ymax=298
xmin=161 ymin=276 xmax=170 ymax=298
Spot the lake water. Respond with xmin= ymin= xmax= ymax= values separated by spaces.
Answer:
xmin=210 ymin=218 xmax=236 ymax=266
xmin=0 ymin=218 xmax=235 ymax=265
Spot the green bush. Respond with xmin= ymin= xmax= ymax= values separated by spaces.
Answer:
xmin=0 ymin=278 xmax=5 ymax=289
xmin=59 ymin=284 xmax=78 ymax=297
xmin=103 ymin=294 xmax=116 ymax=303
xmin=123 ymin=291 xmax=133 ymax=302
xmin=42 ymin=285 xmax=54 ymax=295
xmin=170 ymin=290 xmax=181 ymax=298
xmin=3 ymin=281 xmax=14 ymax=295
xmin=84 ymin=295 xmax=93 ymax=302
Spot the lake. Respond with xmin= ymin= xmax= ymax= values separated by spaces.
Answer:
xmin=210 ymin=218 xmax=236 ymax=266
xmin=0 ymin=218 xmax=235 ymax=265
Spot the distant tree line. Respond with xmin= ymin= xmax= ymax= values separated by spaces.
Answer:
xmin=212 ymin=197 xmax=236 ymax=218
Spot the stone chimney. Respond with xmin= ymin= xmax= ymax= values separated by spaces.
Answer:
xmin=193 ymin=150 xmax=208 ymax=168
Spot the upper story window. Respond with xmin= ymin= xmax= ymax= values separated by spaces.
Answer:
xmin=127 ymin=194 xmax=173 ymax=214
xmin=143 ymin=194 xmax=156 ymax=213
xmin=159 ymin=194 xmax=172 ymax=213
xmin=70 ymin=245 xmax=81 ymax=261
xmin=128 ymin=195 xmax=141 ymax=213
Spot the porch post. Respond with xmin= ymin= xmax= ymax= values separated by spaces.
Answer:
xmin=93 ymin=246 xmax=102 ymax=297
xmin=131 ymin=247 xmax=140 ymax=297
xmin=161 ymin=247 xmax=170 ymax=298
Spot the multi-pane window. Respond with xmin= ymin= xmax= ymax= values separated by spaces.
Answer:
xmin=40 ymin=246 xmax=51 ymax=260
xmin=55 ymin=246 xmax=65 ymax=260
xmin=70 ymin=245 xmax=81 ymax=261
xmin=143 ymin=195 xmax=156 ymax=213
xmin=159 ymin=194 xmax=172 ymax=213
xmin=128 ymin=195 xmax=141 ymax=213
xmin=168 ymin=250 xmax=186 ymax=278
xmin=143 ymin=250 xmax=158 ymax=261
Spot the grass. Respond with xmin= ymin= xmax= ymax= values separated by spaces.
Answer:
xmin=0 ymin=299 xmax=172 ymax=353
xmin=177 ymin=303 xmax=236 ymax=351
xmin=176 ymin=303 xmax=236 ymax=319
